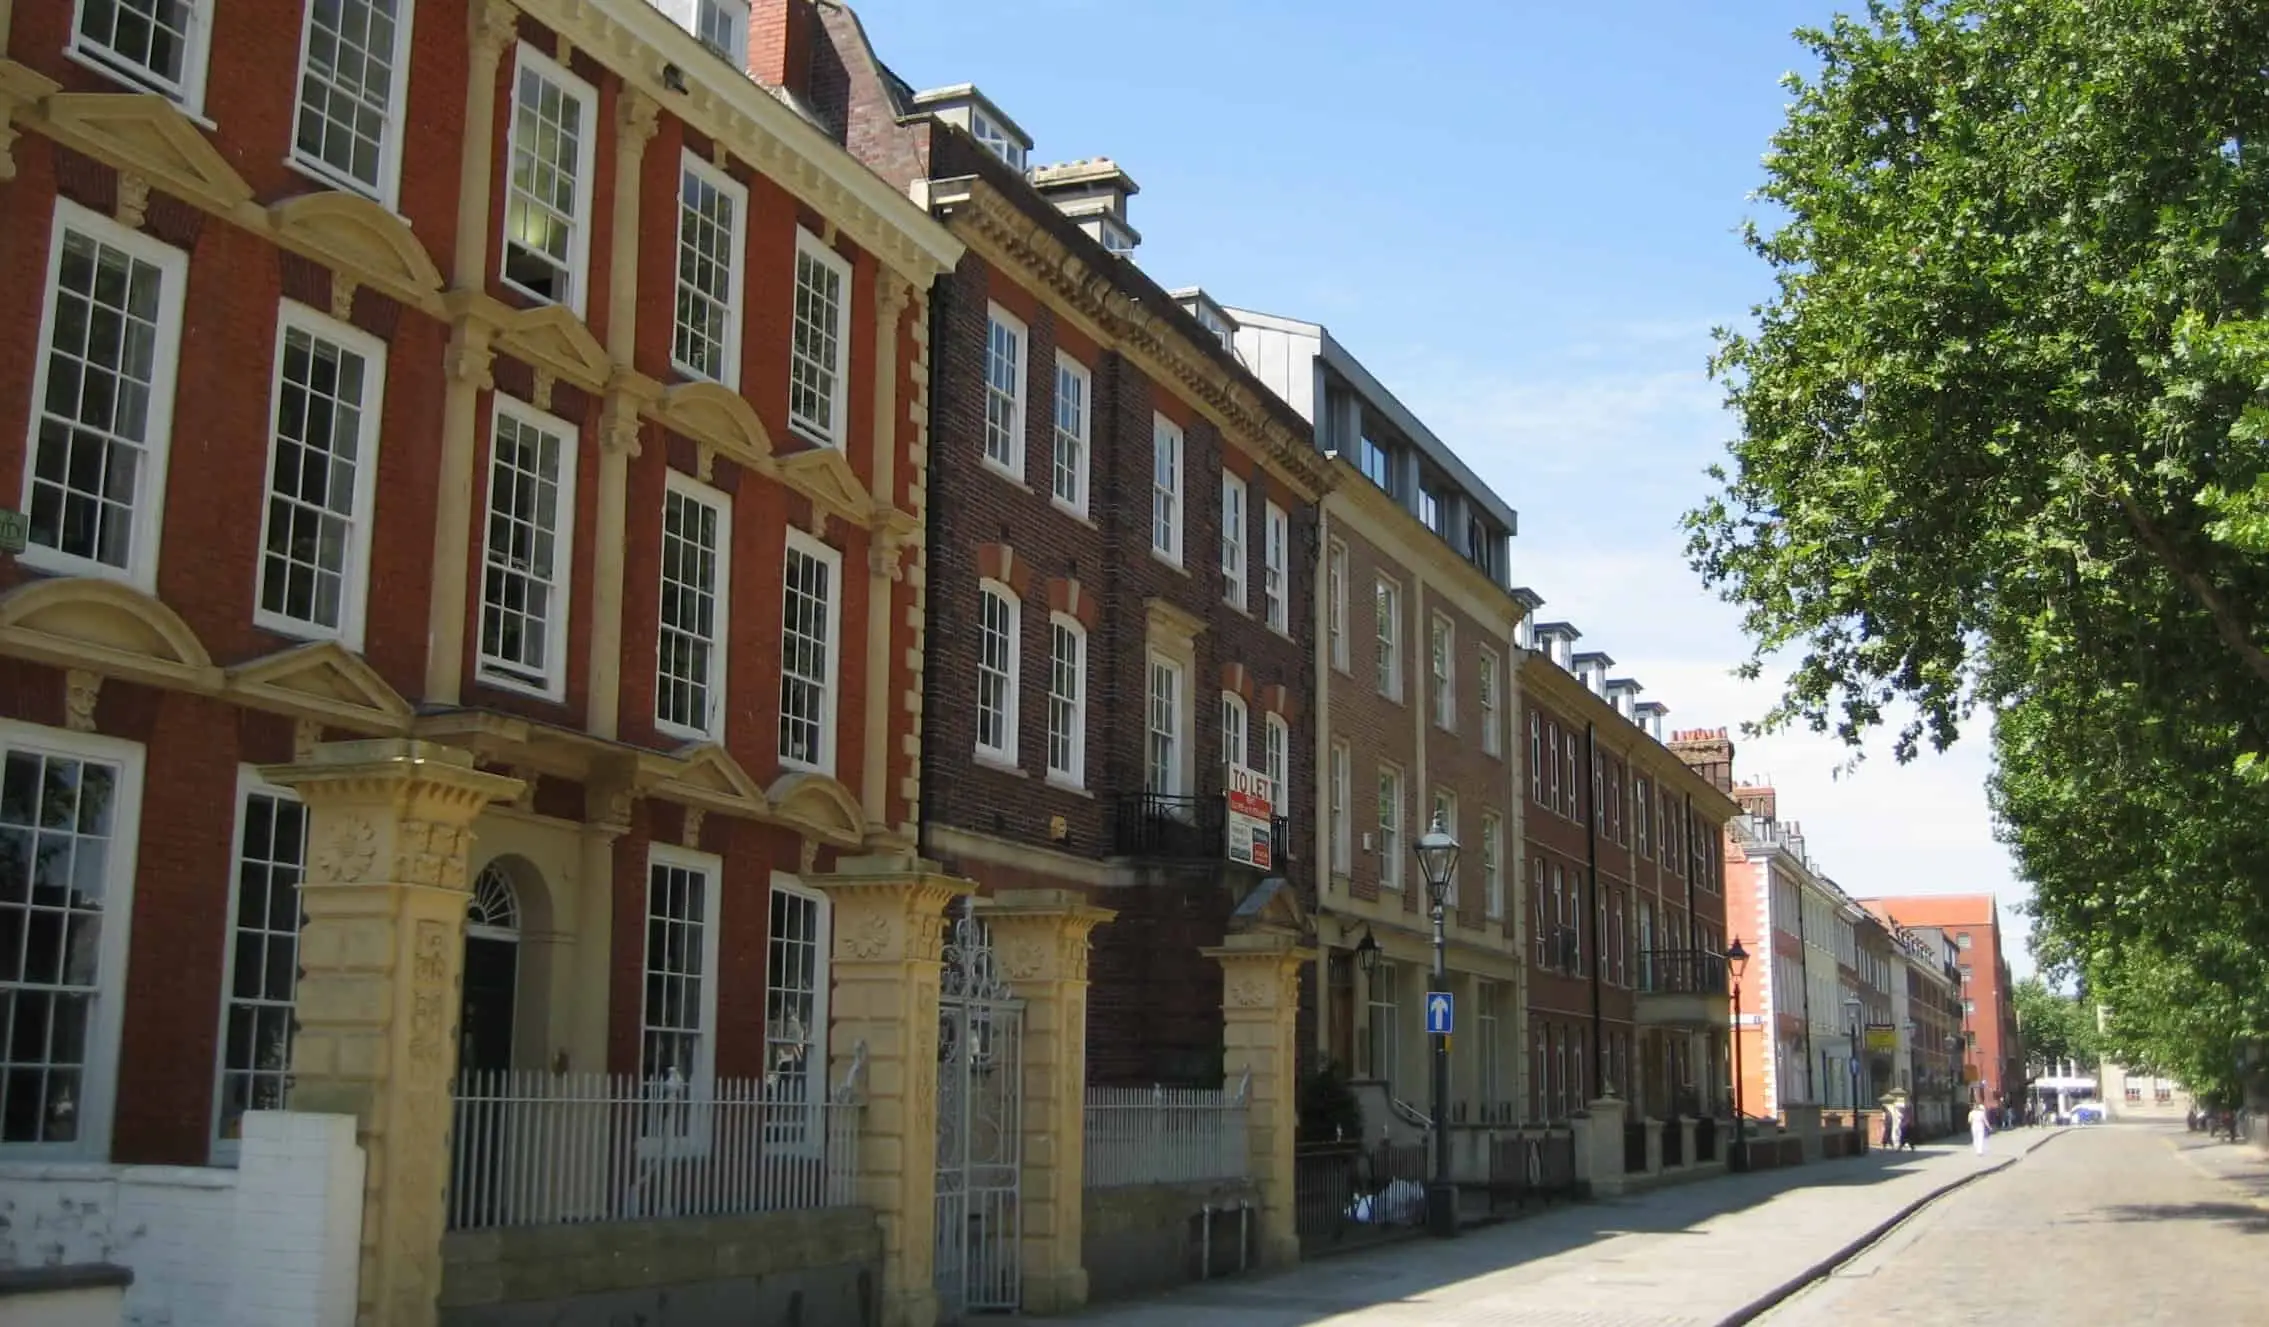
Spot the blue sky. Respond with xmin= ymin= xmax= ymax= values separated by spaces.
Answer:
xmin=851 ymin=0 xmax=2033 ymax=969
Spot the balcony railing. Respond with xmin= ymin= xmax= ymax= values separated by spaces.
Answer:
xmin=1637 ymin=948 xmax=1729 ymax=996
xmin=1111 ymin=793 xmax=1290 ymax=867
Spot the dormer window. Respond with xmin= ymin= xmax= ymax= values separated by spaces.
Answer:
xmin=1097 ymin=217 xmax=1136 ymax=255
xmin=972 ymin=111 xmax=1026 ymax=172
xmin=695 ymin=0 xmax=749 ymax=58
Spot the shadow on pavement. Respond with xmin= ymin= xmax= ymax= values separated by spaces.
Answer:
xmin=2093 ymin=1201 xmax=2269 ymax=1234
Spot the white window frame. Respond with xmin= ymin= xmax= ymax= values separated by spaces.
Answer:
xmin=640 ymin=842 xmax=723 ymax=1099
xmin=1432 ymin=788 xmax=1458 ymax=905
xmin=1375 ymin=576 xmax=1403 ymax=701
xmin=1635 ymin=777 xmax=1650 ymax=857
xmin=500 ymin=44 xmax=598 ymax=314
xmin=1430 ymin=614 xmax=1455 ymax=731
xmin=1145 ymin=653 xmax=1185 ymax=795
xmin=655 ymin=470 xmax=732 ymax=743
xmin=762 ymin=874 xmax=832 ymax=1114
xmin=210 ymin=767 xmax=306 ymax=1164
xmin=252 ymin=301 xmax=386 ymax=650
xmin=288 ymin=0 xmax=417 ymax=206
xmin=1045 ymin=614 xmax=1087 ymax=789
xmin=1262 ymin=712 xmax=1289 ymax=814
xmin=789 ymin=228 xmax=854 ymax=447
xmin=1479 ymin=647 xmax=1502 ymax=756
xmin=778 ymin=529 xmax=843 ymax=773
xmin=1482 ymin=813 xmax=1504 ymax=921
xmin=982 ymin=305 xmax=1026 ymax=478
xmin=1219 ymin=690 xmax=1249 ymax=773
xmin=671 ymin=151 xmax=748 ymax=388
xmin=1329 ymin=738 xmax=1351 ymax=876
xmin=69 ymin=0 xmax=214 ymax=114
xmin=1220 ymin=471 xmax=1248 ymax=610
xmin=1263 ymin=501 xmax=1289 ymax=633
xmin=0 ymin=720 xmax=146 ymax=1161
xmin=476 ymin=398 xmax=579 ymax=699
xmin=1377 ymin=763 xmax=1404 ymax=891
xmin=1327 ymin=540 xmax=1349 ymax=672
xmin=693 ymin=0 xmax=750 ymax=58
xmin=1529 ymin=711 xmax=1544 ymax=802
xmin=975 ymin=580 xmax=1021 ymax=765
xmin=20 ymin=200 xmax=188 ymax=595
xmin=1052 ymin=352 xmax=1090 ymax=515
xmin=1151 ymin=414 xmax=1183 ymax=566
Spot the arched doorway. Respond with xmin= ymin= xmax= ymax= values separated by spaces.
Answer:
xmin=460 ymin=861 xmax=522 ymax=1075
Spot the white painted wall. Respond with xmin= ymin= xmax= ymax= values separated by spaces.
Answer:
xmin=0 ymin=1283 xmax=128 ymax=1327
xmin=0 ymin=1112 xmax=362 ymax=1327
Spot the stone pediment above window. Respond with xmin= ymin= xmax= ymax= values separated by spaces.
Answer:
xmin=777 ymin=446 xmax=882 ymax=530
xmin=0 ymin=577 xmax=221 ymax=692
xmin=36 ymin=90 xmax=254 ymax=215
xmin=226 ymin=640 xmax=415 ymax=733
xmin=267 ymin=192 xmax=443 ymax=310
xmin=766 ymin=770 xmax=868 ymax=849
xmin=654 ymin=742 xmax=770 ymax=818
xmin=493 ymin=304 xmax=613 ymax=390
xmin=658 ymin=381 xmax=775 ymax=476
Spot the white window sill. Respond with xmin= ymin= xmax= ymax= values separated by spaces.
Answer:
xmin=778 ymin=753 xmax=836 ymax=778
xmin=253 ymin=607 xmax=363 ymax=656
xmin=475 ymin=665 xmax=569 ymax=705
xmin=670 ymin=357 xmax=739 ymax=394
xmin=1048 ymin=496 xmax=1092 ymax=525
xmin=980 ymin=457 xmax=1028 ymax=489
xmin=973 ymin=750 xmax=1025 ymax=777
xmin=1222 ymin=594 xmax=1249 ymax=615
xmin=1043 ymin=772 xmax=1091 ymax=797
xmin=789 ymin=420 xmax=843 ymax=451
xmin=16 ymin=544 xmax=155 ymax=598
xmin=498 ymin=274 xmax=586 ymax=322
xmin=657 ymin=718 xmax=723 ymax=747
xmin=1149 ymin=549 xmax=1186 ymax=574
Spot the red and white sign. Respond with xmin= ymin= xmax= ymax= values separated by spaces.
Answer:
xmin=1225 ymin=765 xmax=1274 ymax=869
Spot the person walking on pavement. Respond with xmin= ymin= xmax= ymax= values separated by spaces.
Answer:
xmin=1969 ymin=1103 xmax=1991 ymax=1156
xmin=1886 ymin=1101 xmax=1905 ymax=1151
xmin=1901 ymin=1101 xmax=1919 ymax=1151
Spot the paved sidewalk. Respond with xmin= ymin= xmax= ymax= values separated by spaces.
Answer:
xmin=1068 ymin=1130 xmax=2065 ymax=1326
xmin=2165 ymin=1126 xmax=2269 ymax=1205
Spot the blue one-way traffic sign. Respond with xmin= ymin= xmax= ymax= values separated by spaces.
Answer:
xmin=1425 ymin=991 xmax=1454 ymax=1035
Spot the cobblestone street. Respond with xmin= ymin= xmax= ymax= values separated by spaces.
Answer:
xmin=1763 ymin=1123 xmax=2267 ymax=1325
xmin=1068 ymin=1130 xmax=2066 ymax=1326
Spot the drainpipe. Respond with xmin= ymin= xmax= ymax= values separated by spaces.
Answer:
xmin=916 ymin=266 xmax=950 ymax=865
xmin=1796 ymin=873 xmax=1815 ymax=1102
xmin=1586 ymin=721 xmax=1603 ymax=1100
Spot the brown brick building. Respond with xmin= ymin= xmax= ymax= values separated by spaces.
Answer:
xmin=1521 ymin=622 xmax=1741 ymax=1122
xmin=814 ymin=5 xmax=1333 ymax=1087
xmin=1859 ymin=894 xmax=2027 ymax=1111
xmin=0 ymin=0 xmax=955 ymax=1177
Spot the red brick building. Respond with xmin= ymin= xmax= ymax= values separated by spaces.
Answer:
xmin=1860 ymin=894 xmax=2026 ymax=1110
xmin=811 ymin=2 xmax=1334 ymax=1087
xmin=0 ymin=0 xmax=955 ymax=1174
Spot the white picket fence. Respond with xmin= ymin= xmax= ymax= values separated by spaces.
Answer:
xmin=1082 ymin=1074 xmax=1251 ymax=1189
xmin=448 ymin=1070 xmax=860 ymax=1229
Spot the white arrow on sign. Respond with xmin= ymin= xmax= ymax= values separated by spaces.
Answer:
xmin=1429 ymin=994 xmax=1450 ymax=1022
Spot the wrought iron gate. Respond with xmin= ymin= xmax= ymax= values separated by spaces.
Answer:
xmin=935 ymin=901 xmax=1024 ymax=1320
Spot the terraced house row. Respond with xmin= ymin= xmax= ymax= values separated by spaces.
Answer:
xmin=0 ymin=2 xmax=1746 ymax=1325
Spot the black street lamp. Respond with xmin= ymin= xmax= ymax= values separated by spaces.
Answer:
xmin=1843 ymin=994 xmax=1865 ymax=1149
xmin=1726 ymin=937 xmax=1750 ymax=1172
xmin=1354 ymin=925 xmax=1381 ymax=976
xmin=1414 ymin=812 xmax=1460 ymax=1238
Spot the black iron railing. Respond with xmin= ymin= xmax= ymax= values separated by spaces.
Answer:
xmin=1623 ymin=1121 xmax=1649 ymax=1174
xmin=1111 ymin=793 xmax=1291 ymax=867
xmin=1636 ymin=948 xmax=1730 ymax=996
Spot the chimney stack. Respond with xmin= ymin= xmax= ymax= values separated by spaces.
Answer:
xmin=1667 ymin=725 xmax=1734 ymax=791
xmin=1734 ymin=784 xmax=1777 ymax=822
xmin=749 ymin=0 xmax=817 ymax=97
xmin=1030 ymin=159 xmax=1142 ymax=255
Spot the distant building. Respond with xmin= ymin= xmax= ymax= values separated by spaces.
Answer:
xmin=1857 ymin=895 xmax=2025 ymax=1109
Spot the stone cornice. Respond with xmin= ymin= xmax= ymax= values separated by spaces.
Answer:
xmin=931 ymin=175 xmax=1335 ymax=504
xmin=1329 ymin=462 xmax=1523 ymax=638
xmin=516 ymin=0 xmax=960 ymax=285
xmin=1517 ymin=651 xmax=1742 ymax=821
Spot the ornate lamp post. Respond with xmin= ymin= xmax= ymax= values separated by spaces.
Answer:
xmin=1726 ymin=937 xmax=1749 ymax=1171
xmin=1414 ymin=813 xmax=1461 ymax=1238
xmin=1843 ymin=994 xmax=1865 ymax=1149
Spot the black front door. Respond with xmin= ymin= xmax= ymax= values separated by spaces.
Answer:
xmin=459 ymin=936 xmax=519 ymax=1073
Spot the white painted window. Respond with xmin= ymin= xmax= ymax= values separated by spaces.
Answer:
xmin=1563 ymin=738 xmax=1579 ymax=819
xmin=656 ymin=472 xmax=730 ymax=741
xmin=1151 ymin=414 xmax=1183 ymax=564
xmin=501 ymin=45 xmax=597 ymax=312
xmin=1482 ymin=813 xmax=1504 ymax=920
xmin=1377 ymin=763 xmax=1403 ymax=891
xmin=1327 ymin=540 xmax=1348 ymax=672
xmin=1052 ymin=353 xmax=1089 ymax=513
xmin=1145 ymin=655 xmax=1183 ymax=795
xmin=1219 ymin=691 xmax=1248 ymax=773
xmin=255 ymin=303 xmax=384 ymax=647
xmin=975 ymin=581 xmax=1020 ymax=762
xmin=673 ymin=153 xmax=747 ymax=387
xmin=970 ymin=110 xmax=1026 ymax=171
xmin=21 ymin=201 xmax=186 ymax=593
xmin=1477 ymin=982 xmax=1501 ymax=1106
xmin=695 ymin=0 xmax=749 ymax=57
xmin=1366 ymin=961 xmax=1398 ymax=1090
xmin=1263 ymin=712 xmax=1289 ymax=812
xmin=213 ymin=769 xmax=305 ymax=1161
xmin=982 ymin=305 xmax=1025 ymax=476
xmin=1430 ymin=614 xmax=1455 ymax=730
xmin=1431 ymin=789 xmax=1458 ymax=904
xmin=764 ymin=879 xmax=830 ymax=1105
xmin=0 ymin=722 xmax=146 ymax=1158
xmin=1479 ymin=648 xmax=1502 ymax=756
xmin=1220 ymin=471 xmax=1247 ymax=609
xmin=291 ymin=0 xmax=414 ymax=204
xmin=789 ymin=229 xmax=852 ymax=446
xmin=1263 ymin=502 xmax=1289 ymax=632
xmin=641 ymin=844 xmax=722 ymax=1089
xmin=1374 ymin=577 xmax=1402 ymax=701
xmin=1329 ymin=738 xmax=1351 ymax=875
xmin=779 ymin=531 xmax=841 ymax=772
xmin=1046 ymin=616 xmax=1086 ymax=787
xmin=71 ymin=0 xmax=212 ymax=111
xmin=478 ymin=401 xmax=577 ymax=698
xmin=1635 ymin=777 xmax=1650 ymax=857
xmin=1529 ymin=712 xmax=1543 ymax=802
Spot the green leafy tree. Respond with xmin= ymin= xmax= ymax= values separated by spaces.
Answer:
xmin=2009 ymin=976 xmax=2100 ymax=1071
